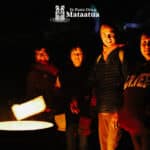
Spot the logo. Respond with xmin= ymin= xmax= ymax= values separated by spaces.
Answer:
xmin=50 ymin=5 xmax=100 ymax=23
xmin=51 ymin=5 xmax=70 ymax=22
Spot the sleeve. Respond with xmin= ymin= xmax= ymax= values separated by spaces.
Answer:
xmin=86 ymin=62 xmax=97 ymax=97
xmin=26 ymin=72 xmax=39 ymax=99
xmin=119 ymin=49 xmax=129 ymax=81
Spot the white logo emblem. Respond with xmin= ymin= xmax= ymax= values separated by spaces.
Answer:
xmin=51 ymin=5 xmax=69 ymax=22
xmin=55 ymin=5 xmax=65 ymax=21
xmin=50 ymin=5 xmax=100 ymax=23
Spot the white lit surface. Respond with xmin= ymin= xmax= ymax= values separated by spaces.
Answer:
xmin=0 ymin=121 xmax=54 ymax=131
xmin=11 ymin=96 xmax=46 ymax=120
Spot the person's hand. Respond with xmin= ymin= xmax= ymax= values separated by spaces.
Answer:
xmin=44 ymin=107 xmax=52 ymax=113
xmin=54 ymin=76 xmax=61 ymax=88
xmin=90 ymin=96 xmax=97 ymax=107
xmin=70 ymin=99 xmax=80 ymax=114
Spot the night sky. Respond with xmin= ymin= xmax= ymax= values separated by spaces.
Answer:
xmin=0 ymin=0 xmax=149 ymax=102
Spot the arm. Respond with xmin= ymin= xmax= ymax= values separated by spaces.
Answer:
xmin=26 ymin=72 xmax=38 ymax=98
xmin=119 ymin=49 xmax=129 ymax=81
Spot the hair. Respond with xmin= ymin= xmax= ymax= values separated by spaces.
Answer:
xmin=133 ymin=26 xmax=150 ymax=63
xmin=134 ymin=26 xmax=150 ymax=49
xmin=69 ymin=45 xmax=84 ymax=59
xmin=70 ymin=46 xmax=83 ymax=53
xmin=30 ymin=47 xmax=50 ymax=63
xmin=64 ymin=44 xmax=86 ymax=68
xmin=140 ymin=27 xmax=150 ymax=37
xmin=34 ymin=47 xmax=49 ymax=52
xmin=67 ymin=41 xmax=84 ymax=57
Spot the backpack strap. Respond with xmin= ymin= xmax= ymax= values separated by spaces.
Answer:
xmin=96 ymin=54 xmax=102 ymax=64
xmin=96 ymin=49 xmax=124 ymax=64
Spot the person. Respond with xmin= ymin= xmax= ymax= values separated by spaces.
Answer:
xmin=58 ymin=45 xmax=92 ymax=150
xmin=26 ymin=47 xmax=61 ymax=122
xmin=119 ymin=27 xmax=150 ymax=150
xmin=87 ymin=21 xmax=129 ymax=150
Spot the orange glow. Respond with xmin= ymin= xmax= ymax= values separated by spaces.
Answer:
xmin=54 ymin=113 xmax=66 ymax=132
xmin=0 ymin=120 xmax=54 ymax=131
xmin=11 ymin=96 xmax=46 ymax=120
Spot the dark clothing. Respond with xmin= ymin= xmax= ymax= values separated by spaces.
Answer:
xmin=59 ymin=63 xmax=90 ymax=124
xmin=88 ymin=48 xmax=128 ymax=112
xmin=119 ymin=61 xmax=150 ymax=150
xmin=59 ymin=62 xmax=91 ymax=150
xmin=119 ymin=61 xmax=150 ymax=135
xmin=26 ymin=63 xmax=62 ymax=120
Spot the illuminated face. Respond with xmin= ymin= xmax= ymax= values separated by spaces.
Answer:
xmin=100 ymin=24 xmax=116 ymax=47
xmin=35 ymin=48 xmax=49 ymax=64
xmin=70 ymin=47 xmax=83 ymax=67
xmin=140 ymin=34 xmax=150 ymax=61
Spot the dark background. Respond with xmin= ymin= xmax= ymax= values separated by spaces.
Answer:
xmin=0 ymin=0 xmax=149 ymax=113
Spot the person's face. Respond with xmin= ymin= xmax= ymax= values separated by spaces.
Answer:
xmin=100 ymin=24 xmax=117 ymax=48
xmin=140 ymin=34 xmax=150 ymax=61
xmin=35 ymin=48 xmax=49 ymax=64
xmin=70 ymin=47 xmax=83 ymax=67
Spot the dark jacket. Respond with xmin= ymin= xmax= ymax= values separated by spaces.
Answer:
xmin=26 ymin=63 xmax=62 ymax=114
xmin=59 ymin=62 xmax=91 ymax=124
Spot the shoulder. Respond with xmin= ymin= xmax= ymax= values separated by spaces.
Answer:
xmin=117 ymin=44 xmax=127 ymax=64
xmin=96 ymin=54 xmax=102 ymax=64
xmin=118 ymin=49 xmax=125 ymax=64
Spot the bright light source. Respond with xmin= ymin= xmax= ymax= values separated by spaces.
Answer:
xmin=11 ymin=96 xmax=46 ymax=120
xmin=0 ymin=120 xmax=54 ymax=131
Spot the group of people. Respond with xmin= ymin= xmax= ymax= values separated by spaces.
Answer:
xmin=25 ymin=20 xmax=150 ymax=150
xmin=26 ymin=45 xmax=92 ymax=150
